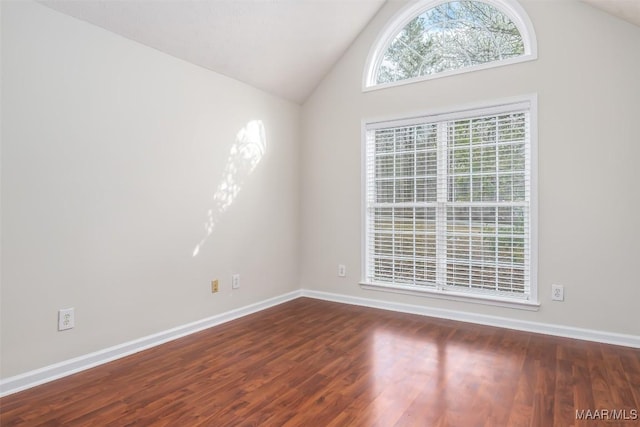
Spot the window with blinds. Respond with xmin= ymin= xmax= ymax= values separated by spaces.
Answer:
xmin=363 ymin=100 xmax=536 ymax=304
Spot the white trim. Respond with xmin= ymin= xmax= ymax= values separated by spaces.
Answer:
xmin=360 ymin=281 xmax=540 ymax=311
xmin=0 ymin=290 xmax=302 ymax=397
xmin=363 ymin=94 xmax=536 ymax=131
xmin=365 ymin=99 xmax=532 ymax=130
xmin=363 ymin=0 xmax=538 ymax=92
xmin=528 ymin=95 xmax=539 ymax=306
xmin=2 ymin=289 xmax=638 ymax=397
xmin=301 ymin=289 xmax=640 ymax=349
xmin=361 ymin=120 xmax=370 ymax=291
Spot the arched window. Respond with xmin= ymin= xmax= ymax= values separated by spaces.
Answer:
xmin=364 ymin=0 xmax=537 ymax=89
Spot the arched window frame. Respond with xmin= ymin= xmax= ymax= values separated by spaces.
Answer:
xmin=363 ymin=0 xmax=538 ymax=91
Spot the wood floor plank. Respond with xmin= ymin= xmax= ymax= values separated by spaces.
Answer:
xmin=620 ymin=349 xmax=640 ymax=409
xmin=1 ymin=297 xmax=639 ymax=426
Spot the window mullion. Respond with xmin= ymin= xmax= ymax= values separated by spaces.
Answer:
xmin=392 ymin=129 xmax=397 ymax=284
xmin=413 ymin=126 xmax=417 ymax=285
xmin=436 ymin=122 xmax=448 ymax=290
xmin=493 ymin=116 xmax=499 ymax=293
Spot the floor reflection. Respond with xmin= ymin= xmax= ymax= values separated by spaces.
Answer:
xmin=369 ymin=321 xmax=519 ymax=425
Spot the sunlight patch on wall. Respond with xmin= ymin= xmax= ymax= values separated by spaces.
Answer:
xmin=192 ymin=120 xmax=266 ymax=257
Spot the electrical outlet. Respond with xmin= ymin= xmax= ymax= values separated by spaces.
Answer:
xmin=58 ymin=308 xmax=75 ymax=331
xmin=551 ymin=284 xmax=564 ymax=301
xmin=338 ymin=264 xmax=346 ymax=277
xmin=232 ymin=274 xmax=240 ymax=289
xmin=211 ymin=279 xmax=219 ymax=293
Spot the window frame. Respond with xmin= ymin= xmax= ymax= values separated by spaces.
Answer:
xmin=363 ymin=0 xmax=538 ymax=91
xmin=360 ymin=95 xmax=539 ymax=310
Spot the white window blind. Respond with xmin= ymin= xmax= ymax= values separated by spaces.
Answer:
xmin=364 ymin=101 xmax=534 ymax=302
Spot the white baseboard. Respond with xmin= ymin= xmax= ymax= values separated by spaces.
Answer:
xmin=3 ymin=288 xmax=638 ymax=397
xmin=300 ymin=289 xmax=640 ymax=349
xmin=0 ymin=290 xmax=302 ymax=397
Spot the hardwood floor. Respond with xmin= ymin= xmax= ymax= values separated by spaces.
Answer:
xmin=1 ymin=297 xmax=639 ymax=426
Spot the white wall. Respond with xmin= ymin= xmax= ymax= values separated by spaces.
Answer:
xmin=1 ymin=0 xmax=300 ymax=378
xmin=300 ymin=0 xmax=640 ymax=336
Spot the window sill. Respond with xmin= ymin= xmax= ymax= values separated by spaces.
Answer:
xmin=359 ymin=281 xmax=540 ymax=311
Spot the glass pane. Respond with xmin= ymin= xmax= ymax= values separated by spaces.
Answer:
xmin=377 ymin=1 xmax=525 ymax=84
xmin=446 ymin=204 xmax=527 ymax=293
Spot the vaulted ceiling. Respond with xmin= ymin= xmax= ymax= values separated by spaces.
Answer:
xmin=581 ymin=0 xmax=640 ymax=27
xmin=39 ymin=0 xmax=386 ymax=104
xmin=39 ymin=0 xmax=639 ymax=105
